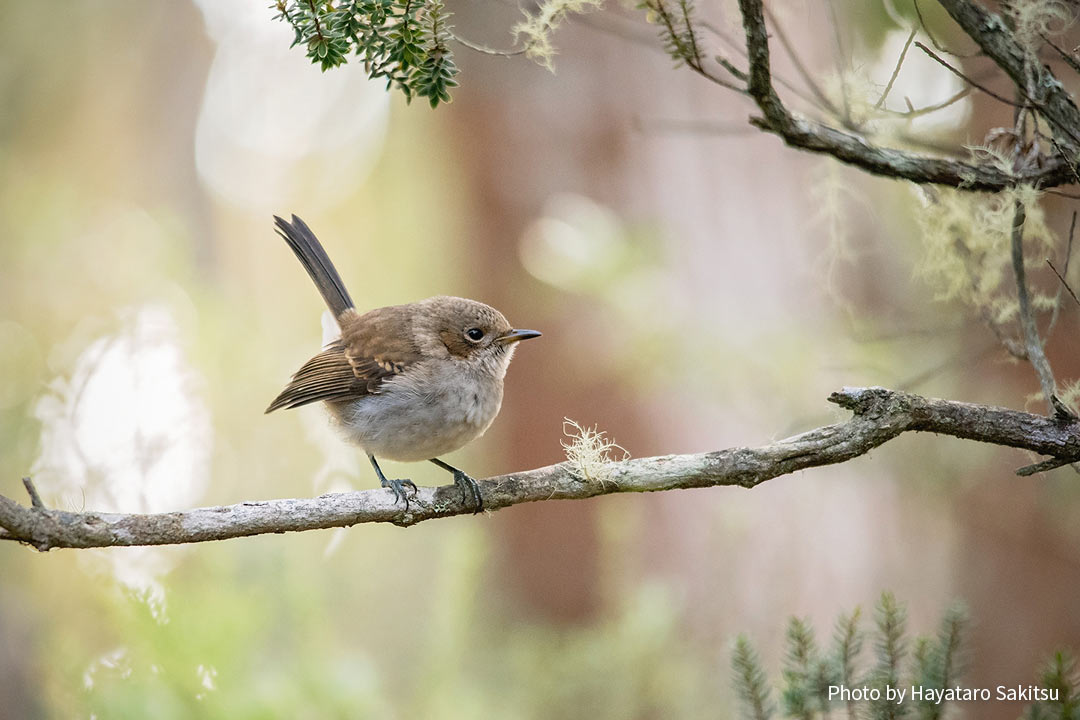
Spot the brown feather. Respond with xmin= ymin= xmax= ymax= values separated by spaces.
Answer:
xmin=265 ymin=306 xmax=424 ymax=413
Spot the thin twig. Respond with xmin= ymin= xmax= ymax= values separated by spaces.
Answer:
xmin=1017 ymin=455 xmax=1075 ymax=476
xmin=733 ymin=0 xmax=1077 ymax=190
xmin=913 ymin=0 xmax=954 ymax=56
xmin=1011 ymin=200 xmax=1058 ymax=411
xmin=716 ymin=56 xmax=748 ymax=82
xmin=1045 ymin=189 xmax=1080 ymax=200
xmin=633 ymin=117 xmax=757 ymax=136
xmin=911 ymin=0 xmax=980 ymax=58
xmin=699 ymin=20 xmax=824 ymax=110
xmin=648 ymin=0 xmax=747 ymax=94
xmin=760 ymin=5 xmax=840 ymax=116
xmin=22 ymin=478 xmax=44 ymax=510
xmin=822 ymin=0 xmax=851 ymax=123
xmin=1047 ymin=212 xmax=1078 ymax=338
xmin=450 ymin=32 xmax=526 ymax=56
xmin=1048 ymin=259 xmax=1080 ymax=307
xmin=876 ymin=28 xmax=917 ymax=110
xmin=876 ymin=87 xmax=972 ymax=120
xmin=915 ymin=42 xmax=1023 ymax=108
xmin=936 ymin=0 xmax=1080 ymax=151
xmin=1049 ymin=137 xmax=1080 ymax=188
xmin=1040 ymin=33 xmax=1080 ymax=76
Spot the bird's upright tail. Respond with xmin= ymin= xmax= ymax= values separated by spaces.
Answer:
xmin=273 ymin=214 xmax=355 ymax=318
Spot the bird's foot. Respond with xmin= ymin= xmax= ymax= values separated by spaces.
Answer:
xmin=453 ymin=470 xmax=484 ymax=514
xmin=381 ymin=477 xmax=418 ymax=510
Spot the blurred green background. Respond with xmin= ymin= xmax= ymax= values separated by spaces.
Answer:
xmin=2 ymin=0 xmax=1080 ymax=717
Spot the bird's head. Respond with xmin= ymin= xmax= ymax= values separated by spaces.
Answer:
xmin=421 ymin=296 xmax=541 ymax=372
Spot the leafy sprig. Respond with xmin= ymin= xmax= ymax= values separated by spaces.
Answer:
xmin=733 ymin=593 xmax=974 ymax=720
xmin=272 ymin=0 xmax=459 ymax=106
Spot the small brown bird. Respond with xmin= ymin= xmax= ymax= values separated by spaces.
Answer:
xmin=266 ymin=215 xmax=540 ymax=512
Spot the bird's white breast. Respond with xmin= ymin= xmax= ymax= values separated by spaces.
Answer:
xmin=327 ymin=353 xmax=510 ymax=462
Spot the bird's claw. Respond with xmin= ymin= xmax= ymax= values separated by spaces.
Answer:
xmin=453 ymin=470 xmax=484 ymax=514
xmin=381 ymin=477 xmax=418 ymax=510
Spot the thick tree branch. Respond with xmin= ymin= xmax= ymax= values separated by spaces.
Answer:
xmin=935 ymin=0 xmax=1080 ymax=153
xmin=734 ymin=0 xmax=1077 ymax=191
xmin=3 ymin=387 xmax=1079 ymax=551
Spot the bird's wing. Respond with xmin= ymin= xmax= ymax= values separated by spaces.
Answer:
xmin=265 ymin=306 xmax=422 ymax=413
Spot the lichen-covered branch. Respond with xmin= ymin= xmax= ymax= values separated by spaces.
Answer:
xmin=3 ymin=387 xmax=1079 ymax=552
xmin=733 ymin=0 xmax=1077 ymax=191
xmin=935 ymin=0 xmax=1080 ymax=153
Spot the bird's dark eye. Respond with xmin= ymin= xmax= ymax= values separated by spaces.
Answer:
xmin=465 ymin=328 xmax=485 ymax=342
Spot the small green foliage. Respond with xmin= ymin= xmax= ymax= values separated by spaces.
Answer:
xmin=781 ymin=621 xmax=838 ymax=720
xmin=913 ymin=603 xmax=967 ymax=720
xmin=412 ymin=0 xmax=458 ymax=107
xmin=272 ymin=0 xmax=459 ymax=106
xmin=870 ymin=592 xmax=909 ymax=720
xmin=1026 ymin=652 xmax=1080 ymax=720
xmin=733 ymin=635 xmax=776 ymax=720
xmin=833 ymin=608 xmax=863 ymax=691
xmin=732 ymin=594 xmax=981 ymax=720
xmin=638 ymin=0 xmax=704 ymax=70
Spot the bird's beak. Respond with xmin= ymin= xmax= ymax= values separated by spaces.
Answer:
xmin=496 ymin=329 xmax=542 ymax=345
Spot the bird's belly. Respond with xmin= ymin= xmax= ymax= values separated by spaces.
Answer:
xmin=327 ymin=378 xmax=502 ymax=462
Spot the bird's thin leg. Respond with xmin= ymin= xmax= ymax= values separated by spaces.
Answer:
xmin=369 ymin=454 xmax=417 ymax=510
xmin=429 ymin=458 xmax=483 ymax=513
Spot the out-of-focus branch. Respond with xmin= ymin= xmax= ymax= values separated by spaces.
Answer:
xmin=3 ymin=387 xmax=1079 ymax=551
xmin=734 ymin=0 xmax=1076 ymax=191
xmin=915 ymin=41 xmax=1024 ymax=108
xmin=1011 ymin=201 xmax=1058 ymax=410
xmin=935 ymin=0 xmax=1080 ymax=152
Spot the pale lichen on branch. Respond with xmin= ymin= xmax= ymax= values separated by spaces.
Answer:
xmin=561 ymin=418 xmax=629 ymax=488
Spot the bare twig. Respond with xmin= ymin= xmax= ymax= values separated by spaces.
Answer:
xmin=1017 ymin=456 xmax=1074 ymax=476
xmin=450 ymin=32 xmax=526 ymax=56
xmin=734 ymin=0 xmax=1076 ymax=190
xmin=647 ymin=0 xmax=747 ymax=93
xmin=760 ymin=4 xmax=840 ymax=116
xmin=633 ymin=116 xmax=757 ymax=136
xmin=823 ymin=0 xmax=851 ymax=122
xmin=22 ymin=478 xmax=44 ymax=510
xmin=1011 ymin=200 xmax=1058 ymax=410
xmin=882 ymin=87 xmax=972 ymax=120
xmin=1046 ymin=189 xmax=1080 ymax=200
xmin=1048 ymin=259 xmax=1080 ymax=307
xmin=876 ymin=28 xmax=917 ymax=110
xmin=912 ymin=0 xmax=975 ymax=57
xmin=2 ymin=387 xmax=1079 ymax=551
xmin=914 ymin=42 xmax=1023 ymax=108
xmin=1041 ymin=33 xmax=1080 ymax=76
xmin=936 ymin=0 xmax=1080 ymax=151
xmin=699 ymin=19 xmax=824 ymax=110
xmin=1047 ymin=212 xmax=1078 ymax=340
xmin=716 ymin=56 xmax=748 ymax=83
